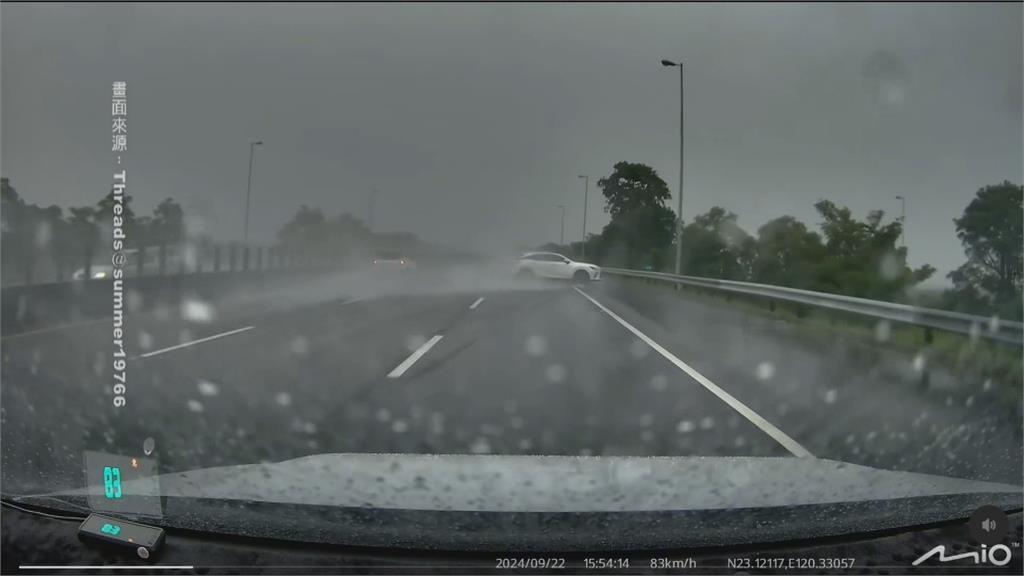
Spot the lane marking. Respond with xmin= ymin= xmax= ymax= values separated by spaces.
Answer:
xmin=387 ymin=334 xmax=443 ymax=378
xmin=136 ymin=326 xmax=255 ymax=359
xmin=2 ymin=317 xmax=112 ymax=341
xmin=469 ymin=297 xmax=485 ymax=310
xmin=573 ymin=286 xmax=813 ymax=458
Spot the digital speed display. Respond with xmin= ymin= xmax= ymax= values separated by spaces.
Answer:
xmin=78 ymin=513 xmax=164 ymax=556
xmin=83 ymin=451 xmax=162 ymax=517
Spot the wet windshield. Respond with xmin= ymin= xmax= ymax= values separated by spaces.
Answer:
xmin=1 ymin=1 xmax=1021 ymax=535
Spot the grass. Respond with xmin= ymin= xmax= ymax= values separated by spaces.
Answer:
xmin=626 ymin=276 xmax=1023 ymax=406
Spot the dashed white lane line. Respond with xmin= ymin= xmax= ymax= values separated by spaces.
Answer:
xmin=573 ymin=286 xmax=813 ymax=459
xmin=137 ymin=326 xmax=255 ymax=359
xmin=387 ymin=334 xmax=444 ymax=378
xmin=469 ymin=297 xmax=485 ymax=310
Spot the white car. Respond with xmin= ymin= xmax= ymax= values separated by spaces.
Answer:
xmin=372 ymin=254 xmax=416 ymax=272
xmin=515 ymin=252 xmax=601 ymax=282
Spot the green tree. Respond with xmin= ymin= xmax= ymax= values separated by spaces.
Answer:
xmin=278 ymin=205 xmax=328 ymax=255
xmin=596 ymin=204 xmax=677 ymax=269
xmin=1 ymin=178 xmax=34 ymax=283
xmin=67 ymin=206 xmax=100 ymax=277
xmin=947 ymin=181 xmax=1023 ymax=319
xmin=679 ymin=207 xmax=755 ymax=280
xmin=593 ymin=162 xmax=677 ymax=269
xmin=95 ymin=188 xmax=138 ymax=236
xmin=150 ymin=198 xmax=185 ymax=246
xmin=752 ymin=216 xmax=826 ymax=289
xmin=597 ymin=162 xmax=673 ymax=217
xmin=813 ymin=199 xmax=933 ymax=300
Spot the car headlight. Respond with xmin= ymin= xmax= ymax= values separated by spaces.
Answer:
xmin=92 ymin=271 xmax=107 ymax=279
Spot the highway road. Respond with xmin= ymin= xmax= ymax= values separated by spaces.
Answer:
xmin=2 ymin=263 xmax=1021 ymax=497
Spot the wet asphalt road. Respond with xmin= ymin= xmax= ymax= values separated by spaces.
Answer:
xmin=2 ymin=264 xmax=1021 ymax=495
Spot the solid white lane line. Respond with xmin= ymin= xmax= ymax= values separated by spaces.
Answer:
xmin=470 ymin=297 xmax=485 ymax=310
xmin=573 ymin=286 xmax=813 ymax=459
xmin=387 ymin=335 xmax=444 ymax=378
xmin=137 ymin=326 xmax=255 ymax=359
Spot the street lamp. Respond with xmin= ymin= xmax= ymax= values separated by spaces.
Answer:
xmin=577 ymin=174 xmax=589 ymax=259
xmin=661 ymin=58 xmax=684 ymax=274
xmin=894 ymin=195 xmax=906 ymax=248
xmin=244 ymin=140 xmax=263 ymax=243
xmin=556 ymin=204 xmax=566 ymax=246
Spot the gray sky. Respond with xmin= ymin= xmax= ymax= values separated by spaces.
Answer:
xmin=2 ymin=3 xmax=1021 ymax=284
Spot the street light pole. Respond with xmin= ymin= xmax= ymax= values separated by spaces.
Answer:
xmin=577 ymin=174 xmax=589 ymax=259
xmin=556 ymin=204 xmax=566 ymax=245
xmin=244 ymin=140 xmax=263 ymax=243
xmin=661 ymin=59 xmax=684 ymax=274
xmin=895 ymin=195 xmax=906 ymax=248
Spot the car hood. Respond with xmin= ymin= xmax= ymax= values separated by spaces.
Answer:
xmin=67 ymin=453 xmax=1021 ymax=512
xmin=35 ymin=454 xmax=1023 ymax=551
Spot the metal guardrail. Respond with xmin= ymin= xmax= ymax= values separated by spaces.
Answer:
xmin=603 ymin=267 xmax=1024 ymax=345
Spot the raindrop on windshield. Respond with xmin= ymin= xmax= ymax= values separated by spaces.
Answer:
xmin=470 ymin=437 xmax=491 ymax=454
xmin=289 ymin=336 xmax=309 ymax=355
xmin=874 ymin=320 xmax=891 ymax=342
xmin=142 ymin=437 xmax=155 ymax=456
xmin=181 ymin=299 xmax=215 ymax=323
xmin=405 ymin=334 xmax=427 ymax=351
xmin=988 ymin=315 xmax=1001 ymax=333
xmin=197 ymin=379 xmax=219 ymax=397
xmin=629 ymin=339 xmax=649 ymax=359
xmin=912 ymin=353 xmax=926 ymax=372
xmin=524 ymin=334 xmax=548 ymax=357
xmin=755 ymin=362 xmax=775 ymax=381
xmin=544 ymin=364 xmax=566 ymax=383
xmin=677 ymin=420 xmax=695 ymax=433
xmin=274 ymin=392 xmax=292 ymax=407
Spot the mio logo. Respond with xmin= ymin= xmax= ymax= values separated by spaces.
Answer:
xmin=912 ymin=543 xmax=1013 ymax=567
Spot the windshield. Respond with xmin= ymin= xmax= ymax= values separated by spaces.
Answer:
xmin=1 ymin=0 xmax=1022 ymax=560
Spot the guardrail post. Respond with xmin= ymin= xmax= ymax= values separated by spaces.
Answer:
xmin=178 ymin=245 xmax=186 ymax=275
xmin=213 ymin=245 xmax=221 ymax=273
xmin=255 ymin=246 xmax=263 ymax=270
xmin=919 ymin=327 xmax=934 ymax=391
xmin=137 ymin=246 xmax=146 ymax=276
xmin=228 ymin=243 xmax=236 ymax=272
xmin=158 ymin=244 xmax=167 ymax=276
xmin=242 ymin=246 xmax=250 ymax=272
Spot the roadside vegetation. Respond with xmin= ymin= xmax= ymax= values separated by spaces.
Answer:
xmin=540 ymin=162 xmax=1023 ymax=323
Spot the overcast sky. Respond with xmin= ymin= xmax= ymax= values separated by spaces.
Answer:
xmin=2 ymin=3 xmax=1021 ymax=284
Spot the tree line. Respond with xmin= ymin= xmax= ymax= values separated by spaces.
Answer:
xmin=1 ymin=177 xmax=424 ymax=283
xmin=543 ymin=162 xmax=1023 ymax=321
xmin=2 ymin=177 xmax=187 ymax=283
